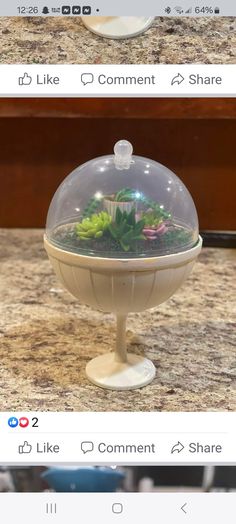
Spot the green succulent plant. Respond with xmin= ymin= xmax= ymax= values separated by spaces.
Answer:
xmin=82 ymin=196 xmax=102 ymax=219
xmin=142 ymin=210 xmax=164 ymax=227
xmin=114 ymin=188 xmax=136 ymax=202
xmin=76 ymin=211 xmax=112 ymax=240
xmin=143 ymin=197 xmax=172 ymax=221
xmin=113 ymin=190 xmax=171 ymax=220
xmin=109 ymin=208 xmax=145 ymax=252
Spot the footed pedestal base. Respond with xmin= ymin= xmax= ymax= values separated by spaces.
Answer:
xmin=81 ymin=17 xmax=155 ymax=39
xmin=86 ymin=353 xmax=156 ymax=390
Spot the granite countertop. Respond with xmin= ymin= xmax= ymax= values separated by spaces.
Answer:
xmin=0 ymin=17 xmax=235 ymax=64
xmin=0 ymin=229 xmax=235 ymax=411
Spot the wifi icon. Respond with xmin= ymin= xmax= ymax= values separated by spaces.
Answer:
xmin=174 ymin=6 xmax=184 ymax=14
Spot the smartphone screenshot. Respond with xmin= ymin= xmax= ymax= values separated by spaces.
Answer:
xmin=0 ymin=2 xmax=235 ymax=522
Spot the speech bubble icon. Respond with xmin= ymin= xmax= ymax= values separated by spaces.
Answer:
xmin=81 ymin=73 xmax=94 ymax=86
xmin=81 ymin=441 xmax=94 ymax=454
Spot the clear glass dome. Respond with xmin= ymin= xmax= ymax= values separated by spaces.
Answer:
xmin=46 ymin=140 xmax=199 ymax=259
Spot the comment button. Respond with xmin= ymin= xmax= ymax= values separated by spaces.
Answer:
xmin=81 ymin=441 xmax=94 ymax=454
xmin=81 ymin=73 xmax=94 ymax=86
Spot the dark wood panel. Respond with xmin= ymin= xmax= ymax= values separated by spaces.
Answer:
xmin=0 ymin=98 xmax=236 ymax=119
xmin=0 ymin=115 xmax=235 ymax=230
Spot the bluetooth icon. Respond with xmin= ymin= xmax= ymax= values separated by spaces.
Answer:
xmin=165 ymin=6 xmax=172 ymax=13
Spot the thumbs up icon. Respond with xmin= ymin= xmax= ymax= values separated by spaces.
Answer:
xmin=18 ymin=73 xmax=32 ymax=86
xmin=18 ymin=441 xmax=32 ymax=454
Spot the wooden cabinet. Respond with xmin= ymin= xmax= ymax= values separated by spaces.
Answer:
xmin=0 ymin=98 xmax=235 ymax=230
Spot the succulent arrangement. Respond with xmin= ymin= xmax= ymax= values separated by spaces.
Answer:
xmin=50 ymin=187 xmax=193 ymax=255
xmin=72 ymin=187 xmax=178 ymax=253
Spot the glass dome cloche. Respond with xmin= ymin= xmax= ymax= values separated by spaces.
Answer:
xmin=44 ymin=140 xmax=202 ymax=390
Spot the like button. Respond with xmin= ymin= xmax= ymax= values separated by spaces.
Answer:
xmin=18 ymin=72 xmax=32 ymax=86
xmin=18 ymin=441 xmax=32 ymax=454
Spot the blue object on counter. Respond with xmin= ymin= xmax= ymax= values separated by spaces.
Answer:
xmin=41 ymin=467 xmax=125 ymax=492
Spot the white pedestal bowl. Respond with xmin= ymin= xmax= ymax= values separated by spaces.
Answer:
xmin=44 ymin=235 xmax=202 ymax=390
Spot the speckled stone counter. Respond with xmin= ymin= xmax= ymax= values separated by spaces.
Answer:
xmin=0 ymin=229 xmax=235 ymax=411
xmin=0 ymin=17 xmax=235 ymax=64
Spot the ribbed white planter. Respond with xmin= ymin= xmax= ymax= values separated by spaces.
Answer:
xmin=103 ymin=199 xmax=135 ymax=221
xmin=44 ymin=235 xmax=202 ymax=390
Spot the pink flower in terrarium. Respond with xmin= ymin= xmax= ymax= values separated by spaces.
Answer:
xmin=143 ymin=222 xmax=168 ymax=240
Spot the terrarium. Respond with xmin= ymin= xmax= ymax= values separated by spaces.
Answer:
xmin=44 ymin=140 xmax=202 ymax=390
xmin=81 ymin=17 xmax=155 ymax=39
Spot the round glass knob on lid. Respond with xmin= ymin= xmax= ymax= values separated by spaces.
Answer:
xmin=46 ymin=140 xmax=199 ymax=259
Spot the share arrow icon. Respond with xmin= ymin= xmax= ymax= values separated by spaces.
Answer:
xmin=171 ymin=73 xmax=185 ymax=85
xmin=171 ymin=441 xmax=185 ymax=453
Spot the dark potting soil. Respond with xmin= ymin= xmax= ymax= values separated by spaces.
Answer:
xmin=49 ymin=224 xmax=195 ymax=258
